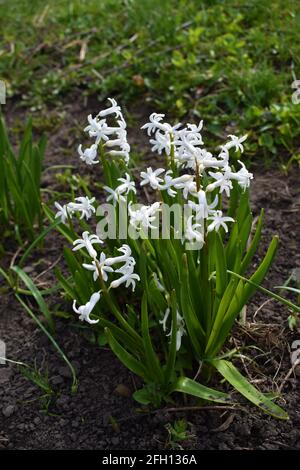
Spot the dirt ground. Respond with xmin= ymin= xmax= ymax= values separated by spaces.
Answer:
xmin=0 ymin=96 xmax=300 ymax=450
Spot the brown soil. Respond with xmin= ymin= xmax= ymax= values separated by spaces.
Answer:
xmin=0 ymin=96 xmax=300 ymax=450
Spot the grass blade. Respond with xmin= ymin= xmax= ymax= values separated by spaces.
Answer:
xmin=211 ymin=359 xmax=288 ymax=420
xmin=172 ymin=376 xmax=231 ymax=404
xmin=12 ymin=266 xmax=55 ymax=332
xmin=15 ymin=294 xmax=77 ymax=393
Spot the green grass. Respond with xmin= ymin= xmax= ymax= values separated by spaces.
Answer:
xmin=0 ymin=0 xmax=300 ymax=164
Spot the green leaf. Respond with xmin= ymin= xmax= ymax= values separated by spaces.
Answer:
xmin=172 ymin=376 xmax=231 ymax=404
xmin=230 ymin=235 xmax=279 ymax=313
xmin=215 ymin=232 xmax=228 ymax=300
xmin=132 ymin=388 xmax=151 ymax=405
xmin=105 ymin=328 xmax=148 ymax=379
xmin=205 ymin=276 xmax=239 ymax=356
xmin=55 ymin=268 xmax=76 ymax=299
xmin=15 ymin=293 xmax=77 ymax=393
xmin=164 ymin=290 xmax=178 ymax=386
xmin=228 ymin=271 xmax=300 ymax=314
xmin=180 ymin=255 xmax=205 ymax=357
xmin=211 ymin=359 xmax=288 ymax=420
xmin=12 ymin=266 xmax=55 ymax=332
xmin=141 ymin=292 xmax=164 ymax=383
xmin=240 ymin=209 xmax=264 ymax=275
xmin=18 ymin=220 xmax=60 ymax=268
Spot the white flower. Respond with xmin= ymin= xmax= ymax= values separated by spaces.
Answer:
xmin=77 ymin=143 xmax=99 ymax=165
xmin=98 ymin=98 xmax=122 ymax=119
xmin=152 ymin=272 xmax=165 ymax=292
xmin=160 ymin=308 xmax=186 ymax=351
xmin=179 ymin=137 xmax=226 ymax=171
xmin=177 ymin=178 xmax=197 ymax=199
xmin=230 ymin=160 xmax=253 ymax=190
xmin=117 ymin=173 xmax=136 ymax=195
xmin=173 ymin=311 xmax=186 ymax=351
xmin=188 ymin=190 xmax=218 ymax=221
xmin=185 ymin=216 xmax=204 ymax=246
xmin=140 ymin=167 xmax=165 ymax=190
xmin=105 ymin=244 xmax=133 ymax=266
xmin=73 ymin=292 xmax=100 ymax=324
xmin=82 ymin=252 xmax=114 ymax=282
xmin=206 ymin=169 xmax=233 ymax=197
xmin=172 ymin=174 xmax=195 ymax=195
xmin=103 ymin=174 xmax=135 ymax=206
xmin=103 ymin=186 xmax=122 ymax=205
xmin=141 ymin=113 xmax=181 ymax=136
xmin=104 ymin=121 xmax=130 ymax=164
xmin=107 ymin=149 xmax=130 ymax=163
xmin=207 ymin=210 xmax=234 ymax=233
xmin=73 ymin=231 xmax=103 ymax=258
xmin=69 ymin=196 xmax=96 ymax=220
xmin=175 ymin=121 xmax=204 ymax=149
xmin=54 ymin=202 xmax=73 ymax=223
xmin=141 ymin=113 xmax=172 ymax=135
xmin=224 ymin=134 xmax=247 ymax=153
xmin=159 ymin=307 xmax=171 ymax=332
xmin=161 ymin=171 xmax=177 ymax=197
xmin=186 ymin=121 xmax=203 ymax=135
xmin=82 ymin=244 xmax=140 ymax=292
xmin=129 ymin=202 xmax=160 ymax=231
xmin=84 ymin=115 xmax=110 ymax=144
xmin=161 ymin=173 xmax=196 ymax=198
xmin=150 ymin=131 xmax=172 ymax=155
xmin=217 ymin=146 xmax=230 ymax=163
xmin=105 ymin=245 xmax=140 ymax=291
xmin=110 ymin=269 xmax=140 ymax=292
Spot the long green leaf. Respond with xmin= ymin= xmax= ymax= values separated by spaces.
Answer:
xmin=18 ymin=220 xmax=61 ymax=268
xmin=141 ymin=292 xmax=164 ymax=382
xmin=164 ymin=290 xmax=178 ymax=386
xmin=172 ymin=376 xmax=231 ymax=404
xmin=211 ymin=359 xmax=288 ymax=420
xmin=15 ymin=294 xmax=77 ymax=393
xmin=240 ymin=209 xmax=264 ymax=275
xmin=12 ymin=266 xmax=55 ymax=332
xmin=105 ymin=328 xmax=148 ymax=379
xmin=229 ymin=271 xmax=300 ymax=313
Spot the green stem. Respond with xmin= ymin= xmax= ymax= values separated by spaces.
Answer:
xmin=228 ymin=270 xmax=300 ymax=314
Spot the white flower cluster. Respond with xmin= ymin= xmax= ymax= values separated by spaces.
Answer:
xmin=54 ymin=99 xmax=254 ymax=347
xmin=128 ymin=201 xmax=160 ymax=232
xmin=71 ymin=232 xmax=140 ymax=324
xmin=79 ymin=239 xmax=140 ymax=291
xmin=140 ymin=113 xmax=253 ymax=246
xmin=78 ymin=98 xmax=130 ymax=165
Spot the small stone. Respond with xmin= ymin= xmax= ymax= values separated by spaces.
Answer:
xmin=23 ymin=266 xmax=34 ymax=274
xmin=114 ymin=384 xmax=131 ymax=398
xmin=2 ymin=405 xmax=15 ymax=418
